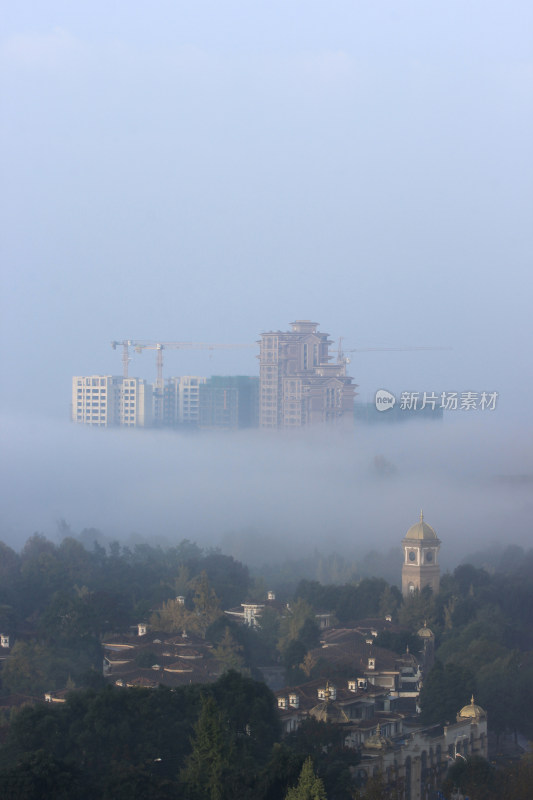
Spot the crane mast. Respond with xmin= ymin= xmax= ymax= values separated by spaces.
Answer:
xmin=111 ymin=340 xmax=133 ymax=378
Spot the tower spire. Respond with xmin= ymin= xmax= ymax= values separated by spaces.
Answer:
xmin=420 ymin=509 xmax=424 ymax=522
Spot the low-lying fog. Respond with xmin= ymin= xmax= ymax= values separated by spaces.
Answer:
xmin=1 ymin=412 xmax=531 ymax=573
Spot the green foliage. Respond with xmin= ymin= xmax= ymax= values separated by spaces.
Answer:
xmin=190 ymin=571 xmax=223 ymax=636
xmin=443 ymin=755 xmax=496 ymax=800
xmin=398 ymin=585 xmax=435 ymax=630
xmin=212 ymin=670 xmax=281 ymax=764
xmin=150 ymin=597 xmax=198 ymax=635
xmin=181 ymin=694 xmax=233 ymax=800
xmin=285 ymin=757 xmax=327 ymax=800
xmin=0 ymin=672 xmax=281 ymax=799
xmin=135 ymin=649 xmax=159 ymax=668
xmin=1 ymin=638 xmax=101 ymax=697
xmin=418 ymin=660 xmax=475 ymax=724
xmin=295 ymin=577 xmax=393 ymax=622
xmin=0 ymin=749 xmax=83 ymax=800
xmin=201 ymin=552 xmax=251 ymax=609
xmin=251 ymin=605 xmax=281 ymax=664
xmin=374 ymin=629 xmax=419 ymax=655
xmin=285 ymin=719 xmax=357 ymax=799
xmin=212 ymin=627 xmax=247 ymax=674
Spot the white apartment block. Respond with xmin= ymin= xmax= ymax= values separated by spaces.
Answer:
xmin=120 ymin=377 xmax=153 ymax=427
xmin=72 ymin=376 xmax=153 ymax=427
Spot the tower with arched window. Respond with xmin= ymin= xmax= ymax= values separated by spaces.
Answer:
xmin=401 ymin=511 xmax=441 ymax=597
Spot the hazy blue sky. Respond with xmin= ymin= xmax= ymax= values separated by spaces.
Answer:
xmin=2 ymin=1 xmax=532 ymax=415
xmin=1 ymin=2 xmax=532 ymax=556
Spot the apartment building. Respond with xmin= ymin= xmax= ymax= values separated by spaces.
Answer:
xmin=162 ymin=376 xmax=207 ymax=426
xmin=198 ymin=376 xmax=259 ymax=429
xmin=120 ymin=377 xmax=153 ymax=427
xmin=259 ymin=320 xmax=356 ymax=428
xmin=72 ymin=376 xmax=121 ymax=426
xmin=72 ymin=376 xmax=153 ymax=427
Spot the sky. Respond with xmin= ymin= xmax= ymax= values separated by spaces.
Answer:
xmin=1 ymin=2 xmax=532 ymax=560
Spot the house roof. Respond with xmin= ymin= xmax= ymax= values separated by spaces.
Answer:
xmin=315 ymin=627 xmax=421 ymax=676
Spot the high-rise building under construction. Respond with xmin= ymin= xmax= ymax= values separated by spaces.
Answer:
xmin=258 ymin=320 xmax=356 ymax=428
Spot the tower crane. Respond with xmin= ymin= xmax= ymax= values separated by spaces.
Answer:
xmin=112 ymin=340 xmax=256 ymax=397
xmin=336 ymin=338 xmax=451 ymax=366
xmin=111 ymin=340 xmax=133 ymax=378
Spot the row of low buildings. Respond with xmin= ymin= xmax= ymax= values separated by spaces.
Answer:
xmin=72 ymin=320 xmax=356 ymax=429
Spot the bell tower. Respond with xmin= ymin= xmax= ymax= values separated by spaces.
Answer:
xmin=402 ymin=510 xmax=441 ymax=597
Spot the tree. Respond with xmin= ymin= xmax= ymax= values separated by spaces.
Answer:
xmin=378 ymin=584 xmax=401 ymax=618
xmin=181 ymin=694 xmax=233 ymax=800
xmin=278 ymin=599 xmax=318 ymax=656
xmin=212 ymin=670 xmax=281 ymax=765
xmin=442 ymin=755 xmax=496 ymax=800
xmin=285 ymin=757 xmax=327 ymax=800
xmin=398 ymin=586 xmax=435 ymax=630
xmin=418 ymin=660 xmax=475 ymax=724
xmin=150 ymin=598 xmax=195 ymax=634
xmin=1 ymin=641 xmax=54 ymax=696
xmin=190 ymin=572 xmax=222 ymax=636
xmin=0 ymin=749 xmax=83 ymax=800
xmin=213 ymin=628 xmax=246 ymax=674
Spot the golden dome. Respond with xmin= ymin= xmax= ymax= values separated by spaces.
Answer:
xmin=457 ymin=696 xmax=486 ymax=721
xmin=310 ymin=701 xmax=350 ymax=724
xmin=405 ymin=510 xmax=438 ymax=540
xmin=417 ymin=621 xmax=434 ymax=639
xmin=310 ymin=681 xmax=350 ymax=724
xmin=364 ymin=723 xmax=393 ymax=750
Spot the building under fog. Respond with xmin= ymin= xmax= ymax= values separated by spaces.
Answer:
xmin=72 ymin=374 xmax=259 ymax=429
xmin=72 ymin=376 xmax=153 ymax=427
xmin=199 ymin=376 xmax=259 ymax=429
xmin=73 ymin=320 xmax=356 ymax=430
xmin=258 ymin=320 xmax=356 ymax=428
xmin=162 ymin=376 xmax=207 ymax=426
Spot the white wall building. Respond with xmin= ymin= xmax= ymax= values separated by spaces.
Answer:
xmin=72 ymin=376 xmax=153 ymax=427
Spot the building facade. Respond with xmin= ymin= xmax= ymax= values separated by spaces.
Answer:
xmin=276 ymin=678 xmax=487 ymax=800
xmin=72 ymin=375 xmax=121 ymax=426
xmin=258 ymin=320 xmax=356 ymax=428
xmin=402 ymin=512 xmax=441 ymax=597
xmin=72 ymin=376 xmax=153 ymax=427
xmin=163 ymin=376 xmax=207 ymax=426
xmin=199 ymin=376 xmax=259 ymax=429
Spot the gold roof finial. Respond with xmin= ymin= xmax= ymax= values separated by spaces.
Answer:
xmin=420 ymin=509 xmax=424 ymax=522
